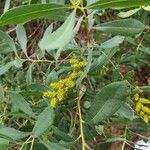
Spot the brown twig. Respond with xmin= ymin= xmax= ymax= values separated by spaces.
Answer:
xmin=77 ymin=85 xmax=91 ymax=150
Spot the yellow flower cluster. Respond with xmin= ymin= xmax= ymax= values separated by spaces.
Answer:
xmin=133 ymin=94 xmax=150 ymax=123
xmin=43 ymin=58 xmax=87 ymax=107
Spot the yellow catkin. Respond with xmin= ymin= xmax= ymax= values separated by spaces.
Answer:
xmin=43 ymin=58 xmax=87 ymax=107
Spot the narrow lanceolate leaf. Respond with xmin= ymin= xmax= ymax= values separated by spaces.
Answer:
xmin=10 ymin=92 xmax=35 ymax=118
xmin=88 ymin=0 xmax=150 ymax=9
xmin=0 ymin=84 xmax=4 ymax=101
xmin=26 ymin=63 xmax=34 ymax=85
xmin=117 ymin=104 xmax=135 ymax=120
xmin=86 ymin=81 xmax=128 ymax=124
xmin=0 ymin=4 xmax=70 ymax=25
xmin=46 ymin=70 xmax=58 ymax=85
xmin=100 ymin=35 xmax=124 ymax=49
xmin=31 ymin=107 xmax=55 ymax=137
xmin=43 ymin=24 xmax=53 ymax=38
xmin=94 ymin=19 xmax=145 ymax=36
xmin=3 ymin=0 xmax=11 ymax=13
xmin=118 ymin=8 xmax=141 ymax=18
xmin=39 ymin=10 xmax=76 ymax=51
xmin=41 ymin=141 xmax=69 ymax=150
xmin=0 ymin=61 xmax=14 ymax=76
xmin=90 ymin=47 xmax=119 ymax=71
xmin=0 ymin=138 xmax=9 ymax=145
xmin=16 ymin=25 xmax=27 ymax=56
xmin=0 ymin=127 xmax=29 ymax=141
xmin=0 ymin=30 xmax=17 ymax=55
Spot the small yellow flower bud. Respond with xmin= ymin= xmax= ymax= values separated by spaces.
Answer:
xmin=139 ymin=98 xmax=150 ymax=104
xmin=141 ymin=105 xmax=150 ymax=114
xmin=134 ymin=94 xmax=139 ymax=101
xmin=143 ymin=115 xmax=149 ymax=123
xmin=57 ymin=89 xmax=66 ymax=102
xmin=78 ymin=61 xmax=87 ymax=68
xmin=70 ymin=72 xmax=79 ymax=79
xmin=72 ymin=63 xmax=79 ymax=69
xmin=50 ymin=98 xmax=57 ymax=107
xmin=43 ymin=92 xmax=49 ymax=97
xmin=139 ymin=111 xmax=145 ymax=117
xmin=77 ymin=71 xmax=83 ymax=76
xmin=49 ymin=92 xmax=56 ymax=98
xmin=50 ymin=83 xmax=59 ymax=89
xmin=65 ymin=80 xmax=75 ymax=88
xmin=59 ymin=79 xmax=67 ymax=84
xmin=70 ymin=59 xmax=79 ymax=64
xmin=135 ymin=102 xmax=142 ymax=112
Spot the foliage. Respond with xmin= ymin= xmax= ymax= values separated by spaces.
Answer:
xmin=0 ymin=0 xmax=150 ymax=150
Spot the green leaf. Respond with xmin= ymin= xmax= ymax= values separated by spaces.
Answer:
xmin=27 ymin=83 xmax=51 ymax=93
xmin=139 ymin=86 xmax=150 ymax=93
xmin=3 ymin=0 xmax=11 ymax=13
xmin=0 ymin=61 xmax=14 ymax=76
xmin=52 ymin=126 xmax=74 ymax=142
xmin=31 ymin=107 xmax=55 ymax=137
xmin=90 ymin=47 xmax=119 ymax=71
xmin=77 ymin=49 xmax=92 ymax=86
xmin=117 ymin=104 xmax=135 ymax=120
xmin=13 ymin=59 xmax=22 ymax=68
xmin=41 ymin=141 xmax=69 ymax=150
xmin=94 ymin=19 xmax=145 ymax=36
xmin=10 ymin=92 xmax=35 ymax=118
xmin=143 ymin=6 xmax=150 ymax=11
xmin=43 ymin=24 xmax=53 ymax=38
xmin=0 ymin=84 xmax=4 ymax=101
xmin=0 ymin=127 xmax=29 ymax=141
xmin=0 ymin=4 xmax=70 ymax=25
xmin=16 ymin=24 xmax=28 ymax=56
xmin=20 ymin=83 xmax=51 ymax=97
xmin=100 ymin=35 xmax=124 ymax=49
xmin=0 ymin=138 xmax=13 ymax=150
xmin=0 ymin=138 xmax=9 ymax=144
xmin=88 ymin=0 xmax=150 ymax=9
xmin=118 ymin=8 xmax=141 ymax=18
xmin=0 ymin=30 xmax=17 ymax=55
xmin=86 ymin=81 xmax=128 ymax=124
xmin=46 ymin=70 xmax=58 ymax=85
xmin=39 ymin=10 xmax=76 ymax=51
xmin=26 ymin=63 xmax=34 ymax=85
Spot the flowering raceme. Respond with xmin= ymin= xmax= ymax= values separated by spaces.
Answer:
xmin=43 ymin=58 xmax=87 ymax=107
xmin=133 ymin=94 xmax=150 ymax=123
